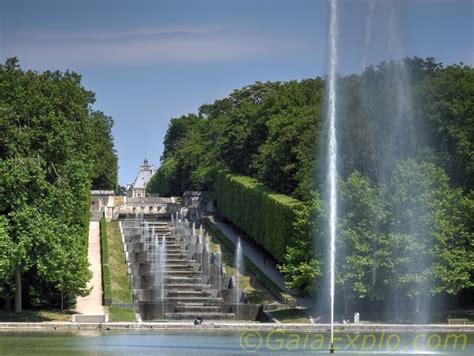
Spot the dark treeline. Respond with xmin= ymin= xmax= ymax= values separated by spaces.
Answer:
xmin=0 ymin=58 xmax=118 ymax=312
xmin=148 ymin=57 xmax=473 ymax=319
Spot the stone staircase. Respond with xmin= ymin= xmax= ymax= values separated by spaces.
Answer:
xmin=122 ymin=219 xmax=236 ymax=321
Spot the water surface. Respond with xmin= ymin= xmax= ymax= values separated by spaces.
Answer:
xmin=0 ymin=330 xmax=472 ymax=355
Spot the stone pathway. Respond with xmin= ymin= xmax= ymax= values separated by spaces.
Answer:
xmin=208 ymin=218 xmax=286 ymax=291
xmin=75 ymin=221 xmax=105 ymax=316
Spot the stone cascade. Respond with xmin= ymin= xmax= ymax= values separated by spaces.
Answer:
xmin=121 ymin=217 xmax=242 ymax=321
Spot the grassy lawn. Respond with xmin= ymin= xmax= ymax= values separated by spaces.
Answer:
xmin=0 ymin=309 xmax=74 ymax=322
xmin=107 ymin=306 xmax=136 ymax=322
xmin=269 ymin=308 xmax=311 ymax=324
xmin=105 ymin=220 xmax=135 ymax=321
xmin=106 ymin=221 xmax=133 ymax=304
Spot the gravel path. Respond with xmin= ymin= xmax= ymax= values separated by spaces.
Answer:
xmin=74 ymin=221 xmax=105 ymax=316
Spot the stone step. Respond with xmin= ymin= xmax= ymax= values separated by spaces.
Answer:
xmin=127 ymin=251 xmax=192 ymax=264
xmin=124 ymin=238 xmax=184 ymax=243
xmin=124 ymin=239 xmax=175 ymax=246
xmin=165 ymin=312 xmax=235 ymax=320
xmin=165 ymin=297 xmax=222 ymax=303
xmin=167 ymin=283 xmax=212 ymax=290
xmin=165 ymin=264 xmax=197 ymax=271
xmin=135 ymin=292 xmax=222 ymax=304
xmin=165 ymin=260 xmax=197 ymax=265
xmin=127 ymin=251 xmax=189 ymax=262
xmin=132 ymin=270 xmax=202 ymax=278
xmin=165 ymin=277 xmax=204 ymax=284
xmin=167 ymin=290 xmax=214 ymax=298
xmin=134 ymin=276 xmax=205 ymax=289
xmin=134 ymin=262 xmax=198 ymax=274
xmin=164 ymin=270 xmax=202 ymax=276
xmin=165 ymin=253 xmax=189 ymax=259
xmin=173 ymin=305 xmax=222 ymax=313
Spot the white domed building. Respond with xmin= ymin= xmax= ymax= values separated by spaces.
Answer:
xmin=126 ymin=159 xmax=156 ymax=198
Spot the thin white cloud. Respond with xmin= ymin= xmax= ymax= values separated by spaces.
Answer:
xmin=3 ymin=26 xmax=312 ymax=67
xmin=13 ymin=25 xmax=222 ymax=42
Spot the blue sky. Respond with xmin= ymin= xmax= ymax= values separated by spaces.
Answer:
xmin=1 ymin=0 xmax=472 ymax=185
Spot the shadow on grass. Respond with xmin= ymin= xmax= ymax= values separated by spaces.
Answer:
xmin=0 ymin=309 xmax=75 ymax=322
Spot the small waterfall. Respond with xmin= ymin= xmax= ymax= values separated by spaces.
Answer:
xmin=160 ymin=234 xmax=167 ymax=318
xmin=192 ymin=222 xmax=196 ymax=236
xmin=153 ymin=234 xmax=160 ymax=300
xmin=216 ymin=245 xmax=222 ymax=297
xmin=144 ymin=220 xmax=149 ymax=252
xmin=235 ymin=237 xmax=243 ymax=318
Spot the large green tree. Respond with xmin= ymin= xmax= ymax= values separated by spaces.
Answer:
xmin=0 ymin=58 xmax=117 ymax=311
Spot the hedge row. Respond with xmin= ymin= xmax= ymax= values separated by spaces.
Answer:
xmin=215 ymin=171 xmax=306 ymax=263
xmin=99 ymin=218 xmax=112 ymax=306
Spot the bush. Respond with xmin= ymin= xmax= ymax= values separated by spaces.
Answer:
xmin=215 ymin=171 xmax=306 ymax=262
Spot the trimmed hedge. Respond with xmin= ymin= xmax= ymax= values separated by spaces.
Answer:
xmin=99 ymin=218 xmax=112 ymax=306
xmin=215 ymin=171 xmax=306 ymax=263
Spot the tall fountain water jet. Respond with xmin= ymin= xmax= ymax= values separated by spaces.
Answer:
xmin=361 ymin=0 xmax=375 ymax=69
xmin=235 ymin=237 xmax=243 ymax=319
xmin=327 ymin=0 xmax=338 ymax=353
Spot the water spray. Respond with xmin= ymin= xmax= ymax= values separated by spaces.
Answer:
xmin=327 ymin=0 xmax=338 ymax=352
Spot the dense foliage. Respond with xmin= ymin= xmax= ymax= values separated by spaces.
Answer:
xmin=149 ymin=57 xmax=473 ymax=317
xmin=146 ymin=79 xmax=323 ymax=200
xmin=0 ymin=58 xmax=118 ymax=311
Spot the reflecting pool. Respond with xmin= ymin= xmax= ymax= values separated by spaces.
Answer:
xmin=0 ymin=330 xmax=473 ymax=355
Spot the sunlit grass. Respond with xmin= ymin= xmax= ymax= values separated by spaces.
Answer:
xmin=105 ymin=220 xmax=135 ymax=321
xmin=107 ymin=306 xmax=136 ymax=322
xmin=107 ymin=221 xmax=133 ymax=304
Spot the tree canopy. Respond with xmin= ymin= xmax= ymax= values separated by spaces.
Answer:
xmin=148 ymin=57 xmax=473 ymax=319
xmin=0 ymin=58 xmax=118 ymax=311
